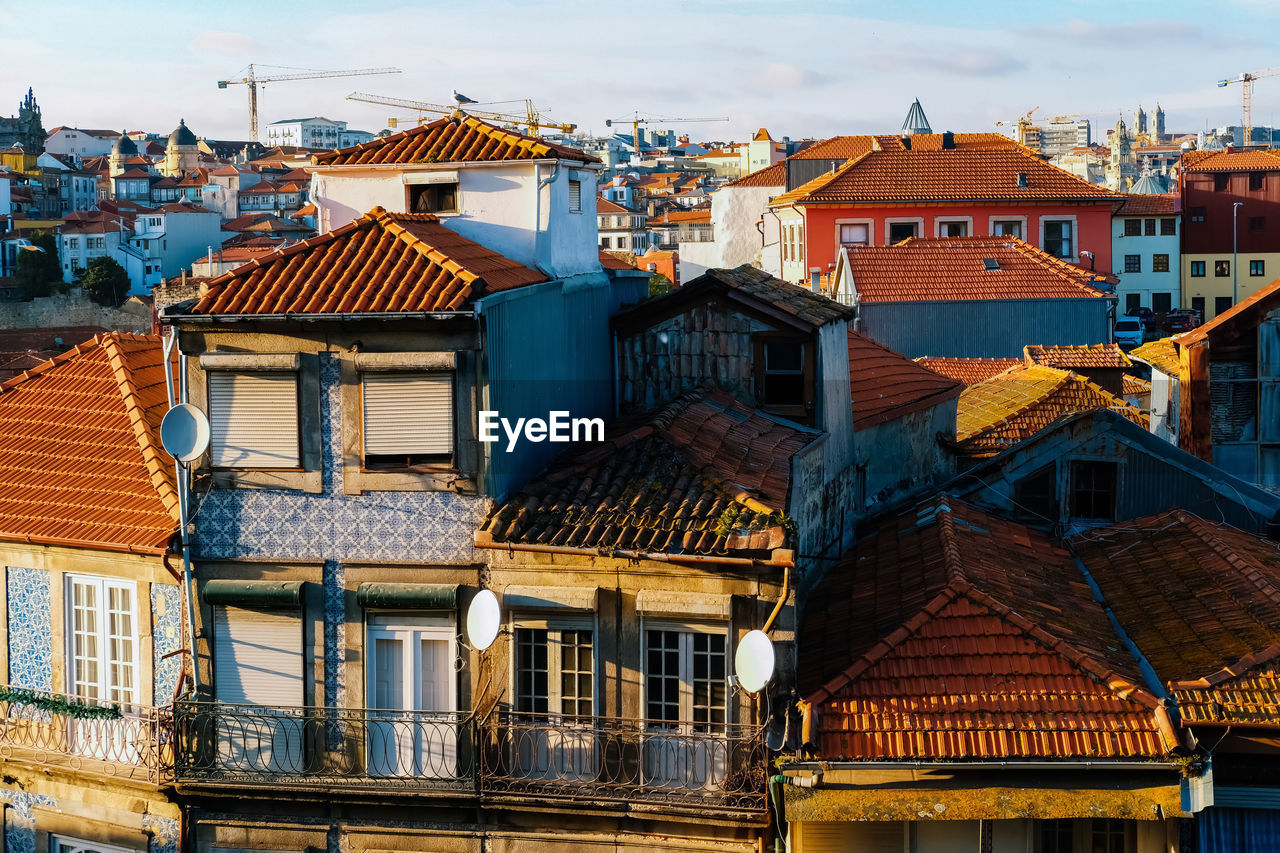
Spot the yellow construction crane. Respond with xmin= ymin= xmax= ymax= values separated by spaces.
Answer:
xmin=1218 ymin=66 xmax=1280 ymax=143
xmin=995 ymin=106 xmax=1039 ymax=146
xmin=218 ymin=65 xmax=402 ymax=142
xmin=605 ymin=112 xmax=730 ymax=155
xmin=346 ymin=92 xmax=576 ymax=135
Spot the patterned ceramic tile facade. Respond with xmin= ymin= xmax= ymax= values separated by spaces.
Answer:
xmin=151 ymin=584 xmax=183 ymax=704
xmin=5 ymin=567 xmax=52 ymax=690
xmin=0 ymin=790 xmax=54 ymax=853
xmin=143 ymin=814 xmax=179 ymax=853
xmin=324 ymin=559 xmax=345 ymax=730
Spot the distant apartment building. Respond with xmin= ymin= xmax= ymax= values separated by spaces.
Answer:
xmin=1181 ymin=147 xmax=1280 ymax=320
xmin=1112 ymin=193 xmax=1181 ymax=315
xmin=43 ymin=126 xmax=121 ymax=157
xmin=596 ymin=197 xmax=648 ymax=252
xmin=1038 ymin=117 xmax=1091 ymax=156
xmin=265 ymin=117 xmax=375 ymax=150
xmin=58 ymin=218 xmax=127 ymax=281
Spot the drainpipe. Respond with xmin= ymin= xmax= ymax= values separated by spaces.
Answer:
xmin=534 ymin=162 xmax=561 ymax=272
xmin=161 ymin=329 xmax=200 ymax=694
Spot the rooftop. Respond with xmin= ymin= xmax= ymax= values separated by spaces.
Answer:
xmin=1130 ymin=337 xmax=1180 ymax=376
xmin=1115 ymin=193 xmax=1178 ymax=216
xmin=1182 ymin=148 xmax=1280 ymax=173
xmin=312 ymin=115 xmax=598 ymax=167
xmin=1024 ymin=343 xmax=1132 ymax=369
xmin=1174 ymin=276 xmax=1280 ymax=345
xmin=913 ymin=357 xmax=1020 ymax=386
xmin=847 ymin=330 xmax=963 ymax=431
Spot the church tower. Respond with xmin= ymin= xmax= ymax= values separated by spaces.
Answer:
xmin=109 ymin=130 xmax=139 ymax=177
xmin=1154 ymin=103 xmax=1166 ymax=139
xmin=1135 ymin=105 xmax=1147 ymax=136
xmin=164 ymin=118 xmax=200 ymax=177
xmin=1106 ymin=118 xmax=1137 ymax=191
xmin=17 ymin=87 xmax=45 ymax=154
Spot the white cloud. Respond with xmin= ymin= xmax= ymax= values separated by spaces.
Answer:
xmin=187 ymin=31 xmax=264 ymax=56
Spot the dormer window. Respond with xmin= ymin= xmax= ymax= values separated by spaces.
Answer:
xmin=408 ymin=182 xmax=458 ymax=214
xmin=753 ymin=335 xmax=812 ymax=423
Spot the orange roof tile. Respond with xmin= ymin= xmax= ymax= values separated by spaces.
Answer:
xmin=1024 ymin=343 xmax=1131 ymax=369
xmin=290 ymin=202 xmax=317 ymax=219
xmin=956 ymin=365 xmax=1148 ymax=457
xmin=595 ymin=197 xmax=631 ymax=215
xmin=1115 ymin=193 xmax=1178 ymax=216
xmin=914 ymin=357 xmax=1021 ymax=386
xmin=1130 ymin=337 xmax=1181 ymax=376
xmin=598 ymin=250 xmax=638 ymax=271
xmin=802 ymin=497 xmax=1166 ymax=760
xmin=479 ymin=390 xmax=813 ymax=558
xmin=0 ymin=334 xmax=178 ymax=554
xmin=772 ymin=143 xmax=1119 ymax=205
xmin=722 ymin=161 xmax=785 ymax=188
xmin=848 ymin=330 xmax=963 ymax=430
xmin=1182 ymin=148 xmax=1280 ymax=173
xmin=843 ymin=237 xmax=1113 ymax=303
xmin=312 ymin=115 xmax=598 ymax=167
xmin=183 ymin=207 xmax=546 ymax=316
xmin=647 ymin=208 xmax=711 ymax=226
xmin=1122 ymin=374 xmax=1151 ymax=396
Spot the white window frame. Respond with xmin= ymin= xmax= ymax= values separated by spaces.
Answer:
xmin=51 ymin=837 xmax=142 ymax=853
xmin=642 ymin=619 xmax=729 ymax=729
xmin=65 ymin=574 xmax=139 ymax=706
xmin=933 ymin=216 xmax=973 ymax=238
xmin=835 ymin=217 xmax=875 ymax=250
xmin=1039 ymin=215 xmax=1079 ymax=262
xmin=512 ymin=615 xmax=596 ymax=717
xmin=883 ymin=216 xmax=925 ymax=245
xmin=988 ymin=215 xmax=1028 ymax=239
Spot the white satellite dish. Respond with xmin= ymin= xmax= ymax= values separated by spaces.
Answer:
xmin=466 ymin=589 xmax=501 ymax=651
xmin=159 ymin=403 xmax=211 ymax=464
xmin=735 ymin=629 xmax=776 ymax=694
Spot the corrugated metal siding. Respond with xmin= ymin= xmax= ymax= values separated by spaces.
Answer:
xmin=859 ymin=299 xmax=1113 ymax=358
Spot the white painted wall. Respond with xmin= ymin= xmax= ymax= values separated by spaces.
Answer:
xmin=44 ymin=128 xmax=118 ymax=157
xmin=1112 ymin=214 xmax=1181 ymax=312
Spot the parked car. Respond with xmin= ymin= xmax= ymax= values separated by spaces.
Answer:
xmin=1164 ymin=309 xmax=1200 ymax=334
xmin=1128 ymin=306 xmax=1155 ymax=326
xmin=1114 ymin=317 xmax=1145 ymax=348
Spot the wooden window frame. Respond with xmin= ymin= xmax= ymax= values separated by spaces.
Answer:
xmin=512 ymin=617 xmax=596 ymax=717
xmin=752 ymin=333 xmax=815 ymax=425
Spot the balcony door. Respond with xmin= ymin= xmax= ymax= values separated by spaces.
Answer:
xmin=65 ymin=575 xmax=138 ymax=762
xmin=511 ymin=621 xmax=597 ymax=781
xmin=644 ymin=623 xmax=728 ymax=791
xmin=366 ymin=615 xmax=456 ymax=779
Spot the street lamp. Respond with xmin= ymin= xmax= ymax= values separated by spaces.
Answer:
xmin=1233 ymin=201 xmax=1244 ymax=306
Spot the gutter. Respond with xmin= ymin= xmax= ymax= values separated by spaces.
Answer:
xmin=785 ymin=759 xmax=1186 ymax=771
xmin=163 ymin=310 xmax=474 ymax=323
xmin=0 ymin=533 xmax=168 ymax=556
xmin=474 ymin=530 xmax=794 ymax=569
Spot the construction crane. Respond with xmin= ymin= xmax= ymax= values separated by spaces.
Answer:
xmin=605 ymin=112 xmax=730 ymax=155
xmin=995 ymin=106 xmax=1039 ymax=146
xmin=346 ymin=92 xmax=576 ymax=135
xmin=1218 ymin=66 xmax=1280 ymax=144
xmin=218 ymin=65 xmax=402 ymax=142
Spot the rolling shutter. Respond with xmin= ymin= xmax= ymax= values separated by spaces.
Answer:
xmin=568 ymin=179 xmax=582 ymax=212
xmin=213 ymin=606 xmax=303 ymax=706
xmin=207 ymin=371 xmax=299 ymax=468
xmin=362 ymin=372 xmax=453 ymax=456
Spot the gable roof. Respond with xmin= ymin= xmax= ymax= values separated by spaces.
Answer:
xmin=801 ymin=496 xmax=1168 ymax=760
xmin=1175 ymin=276 xmax=1280 ymax=345
xmin=595 ymin=197 xmax=631 ymax=214
xmin=175 ymin=207 xmax=546 ymax=318
xmin=477 ymin=390 xmax=812 ymax=561
xmin=1130 ymin=337 xmax=1181 ymax=376
xmin=1182 ymin=148 xmax=1280 ymax=173
xmin=848 ymin=330 xmax=963 ymax=430
xmin=1115 ymin=193 xmax=1178 ymax=216
xmin=675 ymin=265 xmax=855 ymax=328
xmin=1024 ymin=342 xmax=1131 ymax=369
xmin=914 ymin=357 xmax=1020 ymax=386
xmin=312 ymin=115 xmax=598 ymax=167
xmin=0 ymin=334 xmax=178 ymax=554
xmin=842 ymin=237 xmax=1114 ymax=303
xmin=722 ymin=161 xmax=785 ymax=188
xmin=956 ymin=365 xmax=1148 ymax=457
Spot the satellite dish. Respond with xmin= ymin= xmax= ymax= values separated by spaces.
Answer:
xmin=159 ymin=403 xmax=210 ymax=464
xmin=735 ymin=629 xmax=776 ymax=694
xmin=466 ymin=589 xmax=501 ymax=651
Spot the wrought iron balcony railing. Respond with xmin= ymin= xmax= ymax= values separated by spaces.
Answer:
xmin=172 ymin=701 xmax=476 ymax=793
xmin=479 ymin=711 xmax=766 ymax=813
xmin=0 ymin=685 xmax=172 ymax=784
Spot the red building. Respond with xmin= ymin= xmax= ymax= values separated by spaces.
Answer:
xmin=769 ymin=133 xmax=1122 ymax=284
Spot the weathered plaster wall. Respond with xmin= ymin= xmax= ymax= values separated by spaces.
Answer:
xmin=856 ymin=400 xmax=957 ymax=506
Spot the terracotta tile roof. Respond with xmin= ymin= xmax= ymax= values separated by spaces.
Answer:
xmin=802 ymin=496 xmax=1166 ymax=760
xmin=914 ymin=357 xmax=1020 ymax=386
xmin=291 ymin=202 xmax=317 ymax=219
xmin=1122 ymin=374 xmax=1151 ymax=396
xmin=677 ymin=265 xmax=856 ymax=329
xmin=1182 ymin=148 xmax=1280 ymax=173
xmin=312 ymin=115 xmax=598 ymax=167
xmin=848 ymin=331 xmax=963 ymax=430
xmin=596 ymin=197 xmax=631 ymax=215
xmin=647 ymin=208 xmax=711 ymax=226
xmin=1115 ymin=193 xmax=1178 ymax=216
xmin=842 ymin=237 xmax=1114 ymax=303
xmin=1072 ymin=511 xmax=1280 ymax=726
xmin=116 ymin=167 xmax=152 ymax=180
xmin=1024 ymin=343 xmax=1131 ymax=369
xmin=0 ymin=334 xmax=178 ymax=554
xmin=180 ymin=207 xmax=546 ymax=317
xmin=478 ymin=390 xmax=813 ymax=557
xmin=220 ymin=212 xmax=313 ymax=234
xmin=772 ymin=143 xmax=1119 ymax=205
xmin=209 ymin=165 xmax=241 ymax=177
xmin=722 ymin=161 xmax=785 ymax=188
xmin=194 ymin=245 xmax=281 ymax=265
xmin=1175 ymin=276 xmax=1280 ymax=345
xmin=239 ymin=180 xmax=282 ymax=195
xmin=956 ymin=365 xmax=1149 ymax=457
xmin=1130 ymin=337 xmax=1181 ymax=376
xmin=599 ymin=250 xmax=638 ymax=271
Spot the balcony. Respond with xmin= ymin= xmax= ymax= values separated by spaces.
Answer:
xmin=172 ymin=703 xmax=767 ymax=814
xmin=0 ymin=685 xmax=172 ymax=784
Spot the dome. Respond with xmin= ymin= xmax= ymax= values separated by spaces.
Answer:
xmin=1130 ymin=174 xmax=1169 ymax=195
xmin=168 ymin=119 xmax=198 ymax=148
xmin=112 ymin=131 xmax=138 ymax=156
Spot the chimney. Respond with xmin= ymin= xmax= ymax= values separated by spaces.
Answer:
xmin=942 ymin=131 xmax=955 ymax=150
xmin=901 ymin=135 xmax=912 ymax=150
xmin=1016 ymin=172 xmax=1028 ymax=189
xmin=810 ymin=267 xmax=821 ymax=293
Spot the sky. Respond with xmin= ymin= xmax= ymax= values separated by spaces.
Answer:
xmin=4 ymin=0 xmax=1280 ymax=145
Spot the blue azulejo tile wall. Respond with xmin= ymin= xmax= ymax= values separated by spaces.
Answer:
xmin=151 ymin=584 xmax=183 ymax=703
xmin=5 ymin=567 xmax=52 ymax=691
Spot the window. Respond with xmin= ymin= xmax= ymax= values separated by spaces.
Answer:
xmin=1124 ymin=254 xmax=1141 ymax=273
xmin=937 ymin=218 xmax=969 ymax=237
xmin=600 ymin=237 xmax=610 ymax=249
xmin=759 ymin=339 xmax=806 ymax=409
xmin=1039 ymin=819 xmax=1073 ymax=853
xmin=1091 ymin=819 xmax=1127 ymax=853
xmin=1152 ymin=254 xmax=1170 ymax=272
xmin=1250 ymin=216 xmax=1265 ymax=233
xmin=52 ymin=838 xmax=141 ymax=853
xmin=1153 ymin=292 xmax=1172 ymax=314
xmin=1125 ymin=293 xmax=1141 ymax=313
xmin=68 ymin=237 xmax=80 ymax=249
xmin=1214 ymin=174 xmax=1229 ymax=192
xmin=408 ymin=182 xmax=459 ymax=214
xmin=1216 ymin=260 xmax=1231 ymax=277
xmin=516 ymin=624 xmax=594 ymax=715
xmin=208 ymin=371 xmax=300 ymax=468
xmin=1070 ymin=460 xmax=1117 ymax=520
xmin=1191 ymin=207 xmax=1206 ymax=223
xmin=646 ymin=627 xmax=726 ymax=729
xmin=1251 ymin=260 xmax=1266 ymax=277
xmin=991 ymin=219 xmax=1023 ymax=238
xmin=568 ymin=179 xmax=582 ymax=213
xmin=1042 ymin=220 xmax=1073 ymax=259
xmin=362 ymin=372 xmax=453 ymax=469
xmin=1192 ymin=296 xmax=1206 ymax=318
xmin=1250 ymin=172 xmax=1265 ymax=192
xmin=1191 ymin=261 xmax=1206 ymax=277
xmin=887 ymin=221 xmax=918 ymax=244
xmin=1216 ymin=296 xmax=1234 ymax=316
xmin=1144 ymin=218 xmax=1156 ymax=236
xmin=1013 ymin=463 xmax=1058 ymax=524
xmin=366 ymin=614 xmax=456 ymax=778
xmin=839 ymin=223 xmax=869 ymax=248
xmin=67 ymin=576 xmax=137 ymax=705
xmin=1123 ymin=219 xmax=1141 ymax=237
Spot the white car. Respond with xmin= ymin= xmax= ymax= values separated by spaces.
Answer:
xmin=1114 ymin=317 xmax=1145 ymax=348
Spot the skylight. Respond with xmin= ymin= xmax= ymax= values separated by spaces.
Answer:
xmin=982 ymin=258 xmax=1000 ymax=271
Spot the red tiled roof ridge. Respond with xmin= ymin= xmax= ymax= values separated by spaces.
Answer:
xmin=312 ymin=115 xmax=598 ymax=167
xmin=961 ymin=364 xmax=1076 ymax=437
xmin=1024 ymin=342 xmax=1132 ymax=369
xmin=1169 ymin=643 xmax=1280 ymax=691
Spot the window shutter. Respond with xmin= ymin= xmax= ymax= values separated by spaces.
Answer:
xmin=213 ymin=606 xmax=303 ymax=706
xmin=568 ymin=179 xmax=582 ymax=212
xmin=362 ymin=372 xmax=453 ymax=456
xmin=207 ymin=371 xmax=299 ymax=468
